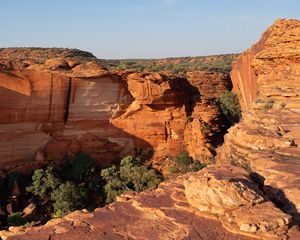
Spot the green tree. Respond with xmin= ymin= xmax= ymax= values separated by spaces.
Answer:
xmin=101 ymin=156 xmax=162 ymax=203
xmin=219 ymin=91 xmax=242 ymax=125
xmin=50 ymin=181 xmax=83 ymax=218
xmin=26 ymin=167 xmax=60 ymax=199
xmin=169 ymin=152 xmax=206 ymax=174
xmin=60 ymin=152 xmax=96 ymax=183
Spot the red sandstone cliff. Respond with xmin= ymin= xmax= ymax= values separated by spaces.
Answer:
xmin=0 ymin=48 xmax=230 ymax=173
xmin=218 ymin=19 xmax=300 ymax=223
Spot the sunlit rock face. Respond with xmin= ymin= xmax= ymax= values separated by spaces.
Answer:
xmin=0 ymin=48 xmax=232 ymax=172
xmin=0 ymin=49 xmax=133 ymax=169
xmin=218 ymin=19 xmax=300 ymax=222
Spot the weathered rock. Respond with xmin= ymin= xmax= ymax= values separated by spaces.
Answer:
xmin=2 ymin=166 xmax=293 ymax=240
xmin=186 ymin=71 xmax=231 ymax=99
xmin=22 ymin=203 xmax=37 ymax=218
xmin=218 ymin=19 xmax=300 ymax=223
xmin=0 ymin=49 xmax=230 ymax=171
xmin=225 ymin=202 xmax=291 ymax=235
xmin=184 ymin=165 xmax=264 ymax=215
xmin=183 ymin=71 xmax=231 ymax=162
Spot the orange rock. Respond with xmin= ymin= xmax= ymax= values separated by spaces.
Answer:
xmin=218 ymin=19 xmax=300 ymax=223
xmin=0 ymin=48 xmax=231 ymax=171
xmin=3 ymin=166 xmax=293 ymax=240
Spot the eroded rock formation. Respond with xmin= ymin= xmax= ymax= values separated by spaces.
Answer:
xmin=0 ymin=48 xmax=231 ymax=173
xmin=218 ymin=19 xmax=300 ymax=224
xmin=184 ymin=71 xmax=231 ymax=162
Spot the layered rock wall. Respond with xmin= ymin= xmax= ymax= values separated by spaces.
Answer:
xmin=218 ymin=19 xmax=300 ymax=222
xmin=0 ymin=49 xmax=231 ymax=172
xmin=0 ymin=50 xmax=135 ymax=169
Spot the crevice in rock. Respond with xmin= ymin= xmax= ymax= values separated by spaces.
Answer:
xmin=250 ymin=171 xmax=300 ymax=225
xmin=164 ymin=122 xmax=169 ymax=143
xmin=48 ymin=74 xmax=54 ymax=122
xmin=63 ymin=77 xmax=72 ymax=124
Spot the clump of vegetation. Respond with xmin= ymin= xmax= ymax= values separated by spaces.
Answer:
xmin=219 ymin=91 xmax=242 ymax=125
xmin=2 ymin=151 xmax=165 ymax=228
xmin=101 ymin=156 xmax=162 ymax=203
xmin=185 ymin=115 xmax=193 ymax=127
xmin=99 ymin=54 xmax=239 ymax=75
xmin=280 ymin=102 xmax=287 ymax=109
xmin=7 ymin=212 xmax=28 ymax=226
xmin=27 ymin=166 xmax=86 ymax=218
xmin=168 ymin=152 xmax=206 ymax=174
xmin=50 ymin=182 xmax=84 ymax=218
xmin=26 ymin=167 xmax=60 ymax=200
xmin=263 ymin=99 xmax=275 ymax=111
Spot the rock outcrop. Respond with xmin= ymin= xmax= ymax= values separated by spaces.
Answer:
xmin=218 ymin=19 xmax=300 ymax=225
xmin=184 ymin=71 xmax=231 ymax=162
xmin=2 ymin=165 xmax=295 ymax=240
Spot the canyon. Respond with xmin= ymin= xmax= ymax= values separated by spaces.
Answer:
xmin=0 ymin=48 xmax=230 ymax=174
xmin=0 ymin=18 xmax=299 ymax=240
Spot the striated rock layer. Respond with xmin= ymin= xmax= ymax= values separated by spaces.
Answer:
xmin=0 ymin=48 xmax=230 ymax=173
xmin=2 ymin=165 xmax=296 ymax=240
xmin=218 ymin=19 xmax=300 ymax=224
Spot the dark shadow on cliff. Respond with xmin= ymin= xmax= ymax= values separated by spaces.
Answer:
xmin=250 ymin=172 xmax=300 ymax=225
xmin=44 ymin=120 xmax=155 ymax=169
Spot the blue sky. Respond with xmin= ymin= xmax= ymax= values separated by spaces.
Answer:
xmin=0 ymin=0 xmax=299 ymax=59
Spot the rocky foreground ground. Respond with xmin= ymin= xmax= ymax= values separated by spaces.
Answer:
xmin=0 ymin=19 xmax=299 ymax=239
xmin=2 ymin=165 xmax=298 ymax=240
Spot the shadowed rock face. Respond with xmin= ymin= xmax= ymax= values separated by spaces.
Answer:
xmin=218 ymin=19 xmax=300 ymax=223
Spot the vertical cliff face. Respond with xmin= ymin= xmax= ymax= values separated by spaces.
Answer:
xmin=0 ymin=49 xmax=232 ymax=172
xmin=218 ymin=19 xmax=300 ymax=222
xmin=0 ymin=50 xmax=134 ymax=169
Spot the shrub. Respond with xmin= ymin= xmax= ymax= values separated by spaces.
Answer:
xmin=185 ymin=116 xmax=193 ymax=127
xmin=219 ymin=91 xmax=242 ymax=125
xmin=26 ymin=167 xmax=60 ymax=199
xmin=7 ymin=212 xmax=28 ymax=226
xmin=263 ymin=99 xmax=275 ymax=111
xmin=27 ymin=166 xmax=88 ymax=218
xmin=280 ymin=102 xmax=286 ymax=109
xmin=51 ymin=181 xmax=83 ymax=218
xmin=101 ymin=156 xmax=162 ymax=203
xmin=168 ymin=152 xmax=206 ymax=174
